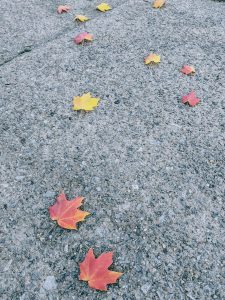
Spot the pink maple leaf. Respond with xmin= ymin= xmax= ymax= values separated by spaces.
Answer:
xmin=182 ymin=91 xmax=200 ymax=107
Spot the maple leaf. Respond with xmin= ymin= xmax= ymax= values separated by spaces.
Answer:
xmin=97 ymin=3 xmax=111 ymax=12
xmin=48 ymin=192 xmax=90 ymax=229
xmin=182 ymin=91 xmax=200 ymax=107
xmin=152 ymin=0 xmax=166 ymax=8
xmin=73 ymin=93 xmax=100 ymax=111
xmin=180 ymin=65 xmax=196 ymax=75
xmin=144 ymin=53 xmax=160 ymax=65
xmin=79 ymin=249 xmax=123 ymax=291
xmin=57 ymin=5 xmax=71 ymax=14
xmin=75 ymin=15 xmax=89 ymax=22
xmin=74 ymin=32 xmax=93 ymax=44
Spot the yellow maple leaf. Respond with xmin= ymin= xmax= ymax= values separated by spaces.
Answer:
xmin=73 ymin=93 xmax=100 ymax=111
xmin=75 ymin=15 xmax=89 ymax=22
xmin=97 ymin=3 xmax=111 ymax=12
xmin=144 ymin=53 xmax=161 ymax=65
xmin=152 ymin=0 xmax=166 ymax=8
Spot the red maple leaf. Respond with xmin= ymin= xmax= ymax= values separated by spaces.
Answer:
xmin=79 ymin=248 xmax=123 ymax=291
xmin=74 ymin=32 xmax=93 ymax=44
xmin=48 ymin=192 xmax=90 ymax=229
xmin=57 ymin=5 xmax=71 ymax=14
xmin=182 ymin=91 xmax=200 ymax=107
xmin=180 ymin=65 xmax=195 ymax=75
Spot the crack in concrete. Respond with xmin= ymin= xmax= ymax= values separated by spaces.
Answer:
xmin=0 ymin=0 xmax=134 ymax=68
xmin=0 ymin=25 xmax=74 ymax=68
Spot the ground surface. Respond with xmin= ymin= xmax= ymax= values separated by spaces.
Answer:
xmin=0 ymin=0 xmax=225 ymax=299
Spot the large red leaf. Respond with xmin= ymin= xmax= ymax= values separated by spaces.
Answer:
xmin=79 ymin=248 xmax=123 ymax=291
xmin=182 ymin=91 xmax=200 ymax=107
xmin=48 ymin=192 xmax=90 ymax=229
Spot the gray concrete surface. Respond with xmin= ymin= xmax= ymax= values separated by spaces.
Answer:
xmin=1 ymin=0 xmax=225 ymax=299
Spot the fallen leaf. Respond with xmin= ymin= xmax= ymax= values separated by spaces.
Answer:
xmin=57 ymin=5 xmax=71 ymax=14
xmin=73 ymin=93 xmax=100 ymax=111
xmin=152 ymin=0 xmax=166 ymax=8
xmin=97 ymin=3 xmax=111 ymax=12
xmin=75 ymin=15 xmax=89 ymax=22
xmin=182 ymin=91 xmax=200 ymax=107
xmin=79 ymin=249 xmax=123 ymax=291
xmin=48 ymin=192 xmax=90 ymax=229
xmin=144 ymin=53 xmax=161 ymax=65
xmin=74 ymin=32 xmax=93 ymax=44
xmin=180 ymin=65 xmax=196 ymax=75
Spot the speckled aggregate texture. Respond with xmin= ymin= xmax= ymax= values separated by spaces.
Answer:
xmin=0 ymin=0 xmax=225 ymax=299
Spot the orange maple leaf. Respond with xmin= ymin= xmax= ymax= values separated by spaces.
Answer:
xmin=180 ymin=65 xmax=195 ymax=75
xmin=57 ymin=5 xmax=71 ymax=14
xmin=182 ymin=91 xmax=200 ymax=107
xmin=48 ymin=192 xmax=90 ymax=229
xmin=79 ymin=249 xmax=123 ymax=291
xmin=152 ymin=0 xmax=166 ymax=8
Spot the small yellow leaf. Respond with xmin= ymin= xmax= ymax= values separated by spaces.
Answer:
xmin=73 ymin=93 xmax=100 ymax=111
xmin=152 ymin=0 xmax=166 ymax=8
xmin=75 ymin=15 xmax=89 ymax=22
xmin=144 ymin=53 xmax=161 ymax=65
xmin=97 ymin=3 xmax=111 ymax=12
